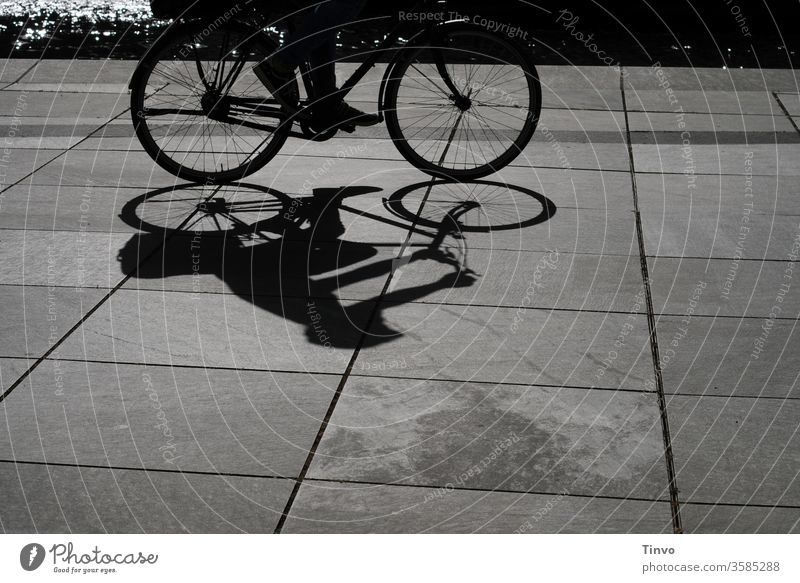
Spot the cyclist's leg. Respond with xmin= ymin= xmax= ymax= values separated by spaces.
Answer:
xmin=279 ymin=0 xmax=366 ymax=68
xmin=254 ymin=0 xmax=365 ymax=109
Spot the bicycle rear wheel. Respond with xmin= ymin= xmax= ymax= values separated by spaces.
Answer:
xmin=385 ymin=24 xmax=541 ymax=180
xmin=131 ymin=20 xmax=294 ymax=183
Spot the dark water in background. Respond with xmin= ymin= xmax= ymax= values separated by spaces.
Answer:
xmin=0 ymin=0 xmax=796 ymax=67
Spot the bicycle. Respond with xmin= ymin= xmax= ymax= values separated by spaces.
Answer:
xmin=130 ymin=0 xmax=542 ymax=183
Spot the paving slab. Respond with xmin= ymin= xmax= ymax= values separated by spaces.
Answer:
xmin=0 ymin=90 xmax=128 ymax=119
xmin=55 ymin=289 xmax=370 ymax=371
xmin=356 ymin=302 xmax=656 ymax=390
xmin=627 ymin=111 xmax=794 ymax=133
xmin=0 ymin=229 xmax=135 ymax=288
xmin=541 ymin=88 xmax=623 ymax=111
xmin=27 ymin=147 xmax=179 ymax=187
xmin=0 ymin=361 xmax=336 ymax=477
xmin=0 ymin=59 xmax=38 ymax=85
xmin=538 ymin=66 xmax=622 ymax=91
xmin=640 ymin=204 xmax=800 ymax=260
xmin=387 ymin=244 xmax=644 ymax=313
xmin=439 ymin=206 xmax=639 ymax=255
xmin=623 ymin=67 xmax=800 ymax=92
xmin=18 ymin=59 xmax=138 ymax=86
xmin=775 ymin=92 xmax=800 ymax=117
xmin=668 ymin=395 xmax=800 ymax=506
xmin=649 ymin=257 xmax=800 ymax=318
xmin=656 ymin=316 xmax=799 ymax=399
xmin=634 ymin=173 xmax=800 ymax=217
xmin=284 ymin=481 xmax=672 ymax=533
xmin=626 ymin=90 xmax=783 ymax=115
xmin=0 ymin=183 xmax=144 ymax=233
xmin=633 ymin=144 xmax=800 ymax=176
xmin=12 ymin=83 xmax=130 ymax=94
xmin=0 ymin=284 xmax=105 ymax=359
xmin=0 ymin=147 xmax=62 ymax=187
xmin=0 ymin=462 xmax=290 ymax=533
xmin=0 ymin=357 xmax=32 ymax=393
xmin=308 ymin=377 xmax=666 ymax=499
xmin=680 ymin=503 xmax=800 ymax=534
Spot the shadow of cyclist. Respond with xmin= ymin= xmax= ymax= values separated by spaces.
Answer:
xmin=117 ymin=184 xmax=481 ymax=349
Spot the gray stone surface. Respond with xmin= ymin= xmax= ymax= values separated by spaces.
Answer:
xmin=0 ymin=285 xmax=105 ymax=359
xmin=0 ymin=90 xmax=128 ymax=119
xmin=680 ymin=503 xmax=800 ymax=534
xmin=627 ymin=111 xmax=794 ymax=133
xmin=0 ymin=147 xmax=62 ymax=186
xmin=0 ymin=361 xmax=336 ymax=476
xmin=0 ymin=462 xmax=290 ymax=532
xmin=776 ymin=92 xmax=800 ymax=116
xmin=668 ymin=395 xmax=800 ymax=506
xmin=635 ymin=173 xmax=800 ymax=216
xmin=627 ymin=90 xmax=783 ymax=115
xmin=0 ymin=229 xmax=133 ymax=288
xmin=0 ymin=183 xmax=144 ymax=233
xmin=656 ymin=316 xmax=799 ymax=399
xmin=387 ymin=245 xmax=644 ymax=312
xmin=0 ymin=357 xmax=31 ymax=392
xmin=633 ymin=144 xmax=800 ymax=176
xmin=1 ymin=60 xmax=797 ymax=533
xmin=641 ymin=206 xmax=800 ymax=260
xmin=284 ymin=481 xmax=672 ymax=533
xmin=308 ymin=377 xmax=666 ymax=499
xmin=446 ymin=206 xmax=640 ymax=255
xmin=624 ymin=67 xmax=800 ymax=92
xmin=356 ymin=302 xmax=656 ymax=390
xmin=649 ymin=257 xmax=800 ymax=318
xmin=56 ymin=289 xmax=368 ymax=372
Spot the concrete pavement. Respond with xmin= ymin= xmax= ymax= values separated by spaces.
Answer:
xmin=0 ymin=59 xmax=798 ymax=533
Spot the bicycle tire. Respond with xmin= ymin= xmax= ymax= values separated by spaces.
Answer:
xmin=130 ymin=19 xmax=294 ymax=183
xmin=384 ymin=23 xmax=541 ymax=180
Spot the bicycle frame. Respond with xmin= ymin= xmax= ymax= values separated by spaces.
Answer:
xmin=295 ymin=0 xmax=471 ymax=124
xmin=130 ymin=0 xmax=470 ymax=127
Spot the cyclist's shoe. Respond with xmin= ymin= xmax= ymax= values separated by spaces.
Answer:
xmin=310 ymin=101 xmax=380 ymax=133
xmin=253 ymin=57 xmax=299 ymax=111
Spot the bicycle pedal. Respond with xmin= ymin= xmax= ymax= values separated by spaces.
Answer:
xmin=339 ymin=123 xmax=356 ymax=134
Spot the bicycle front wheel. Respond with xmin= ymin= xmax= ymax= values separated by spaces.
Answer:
xmin=131 ymin=20 xmax=294 ymax=183
xmin=385 ymin=24 xmax=541 ymax=180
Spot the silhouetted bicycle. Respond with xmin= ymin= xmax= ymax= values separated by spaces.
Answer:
xmin=130 ymin=0 xmax=542 ymax=183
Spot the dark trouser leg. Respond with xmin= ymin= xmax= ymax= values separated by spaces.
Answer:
xmin=279 ymin=0 xmax=366 ymax=77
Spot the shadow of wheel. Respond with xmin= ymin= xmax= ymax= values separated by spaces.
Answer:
xmin=119 ymin=182 xmax=294 ymax=237
xmin=384 ymin=178 xmax=556 ymax=232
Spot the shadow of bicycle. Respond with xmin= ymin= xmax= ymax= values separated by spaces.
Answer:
xmin=116 ymin=179 xmax=556 ymax=350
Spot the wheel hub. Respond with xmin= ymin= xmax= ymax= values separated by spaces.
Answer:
xmin=451 ymin=94 xmax=472 ymax=111
xmin=201 ymin=92 xmax=230 ymax=119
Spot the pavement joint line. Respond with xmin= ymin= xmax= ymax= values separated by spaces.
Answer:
xmin=301 ymin=477 xmax=800 ymax=510
xmin=8 ymin=281 xmax=800 ymax=321
xmin=272 ymin=121 xmax=469 ymax=532
xmin=0 ymin=458 xmax=291 ymax=482
xmin=3 ymin=457 xmax=795 ymax=510
xmin=0 ymin=353 xmax=655 ymax=394
xmin=621 ymin=68 xmax=684 ymax=535
xmin=301 ymin=476 xmax=672 ymax=504
xmin=12 ymin=354 xmax=799 ymax=401
xmin=0 ymin=354 xmax=657 ymax=394
xmin=0 ymin=184 xmax=225 ymax=406
xmin=0 ymin=60 xmax=40 ymax=90
xmin=0 ymin=85 xmax=170 ymax=197
xmin=272 ymin=180 xmax=439 ymax=533
xmin=772 ymin=91 xmax=800 ymax=135
xmin=0 ymin=105 xmax=133 ymax=197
